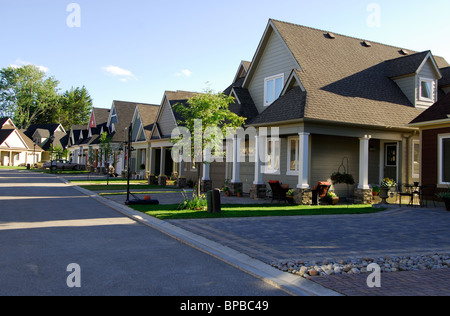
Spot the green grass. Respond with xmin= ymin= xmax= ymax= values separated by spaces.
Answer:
xmin=130 ymin=203 xmax=385 ymax=220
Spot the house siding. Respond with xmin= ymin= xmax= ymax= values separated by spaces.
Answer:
xmin=159 ymin=99 xmax=177 ymax=137
xmin=247 ymin=29 xmax=298 ymax=113
xmin=421 ymin=126 xmax=450 ymax=187
xmin=416 ymin=59 xmax=439 ymax=108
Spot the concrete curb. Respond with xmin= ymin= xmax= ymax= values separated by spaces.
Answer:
xmin=58 ymin=176 xmax=341 ymax=296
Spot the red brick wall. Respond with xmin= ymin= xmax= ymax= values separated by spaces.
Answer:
xmin=422 ymin=126 xmax=450 ymax=187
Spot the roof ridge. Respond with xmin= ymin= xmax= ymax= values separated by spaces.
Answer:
xmin=270 ymin=18 xmax=419 ymax=55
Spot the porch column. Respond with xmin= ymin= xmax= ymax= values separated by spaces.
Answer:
xmin=160 ymin=147 xmax=165 ymax=175
xmin=253 ymin=135 xmax=263 ymax=185
xmin=358 ymin=135 xmax=371 ymax=190
xmin=297 ymin=132 xmax=310 ymax=189
xmin=231 ymin=135 xmax=240 ymax=183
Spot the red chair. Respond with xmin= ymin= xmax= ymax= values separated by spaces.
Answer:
xmin=312 ymin=182 xmax=331 ymax=205
xmin=268 ymin=180 xmax=289 ymax=203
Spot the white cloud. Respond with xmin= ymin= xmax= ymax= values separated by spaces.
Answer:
xmin=175 ymin=69 xmax=193 ymax=78
xmin=10 ymin=59 xmax=49 ymax=72
xmin=103 ymin=65 xmax=137 ymax=82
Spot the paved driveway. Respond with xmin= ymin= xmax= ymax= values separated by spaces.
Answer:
xmin=169 ymin=208 xmax=450 ymax=264
xmin=0 ymin=170 xmax=288 ymax=296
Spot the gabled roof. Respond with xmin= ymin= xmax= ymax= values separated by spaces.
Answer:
xmin=132 ymin=104 xmax=159 ymax=141
xmin=385 ymin=51 xmax=442 ymax=79
xmin=439 ymin=67 xmax=450 ymax=87
xmin=0 ymin=118 xmax=43 ymax=152
xmin=410 ymin=93 xmax=450 ymax=126
xmin=245 ymin=19 xmax=450 ymax=129
xmin=23 ymin=123 xmax=65 ymax=140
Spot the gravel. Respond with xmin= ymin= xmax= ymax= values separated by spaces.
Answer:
xmin=272 ymin=253 xmax=450 ymax=278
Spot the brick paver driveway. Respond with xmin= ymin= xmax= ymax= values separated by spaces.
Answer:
xmin=169 ymin=208 xmax=450 ymax=263
xmin=169 ymin=207 xmax=450 ymax=295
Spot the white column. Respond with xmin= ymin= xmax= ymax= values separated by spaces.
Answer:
xmin=231 ymin=135 xmax=240 ymax=183
xmin=297 ymin=132 xmax=310 ymax=189
xmin=253 ymin=135 xmax=263 ymax=185
xmin=160 ymin=147 xmax=165 ymax=175
xmin=358 ymin=135 xmax=371 ymax=190
xmin=202 ymin=150 xmax=211 ymax=181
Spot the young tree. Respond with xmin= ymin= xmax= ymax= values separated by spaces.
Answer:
xmin=172 ymin=90 xmax=246 ymax=197
xmin=0 ymin=65 xmax=60 ymax=129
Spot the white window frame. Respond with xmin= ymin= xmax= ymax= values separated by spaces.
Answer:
xmin=419 ymin=77 xmax=435 ymax=103
xmin=286 ymin=136 xmax=299 ymax=176
xmin=438 ymin=134 xmax=450 ymax=185
xmin=264 ymin=137 xmax=280 ymax=174
xmin=412 ymin=140 xmax=420 ymax=179
xmin=264 ymin=73 xmax=284 ymax=107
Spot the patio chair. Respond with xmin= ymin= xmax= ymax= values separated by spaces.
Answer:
xmin=419 ymin=184 xmax=437 ymax=207
xmin=312 ymin=182 xmax=331 ymax=205
xmin=268 ymin=181 xmax=289 ymax=203
xmin=397 ymin=184 xmax=420 ymax=207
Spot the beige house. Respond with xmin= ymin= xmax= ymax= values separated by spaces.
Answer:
xmin=0 ymin=118 xmax=43 ymax=166
xmin=221 ymin=19 xmax=449 ymax=204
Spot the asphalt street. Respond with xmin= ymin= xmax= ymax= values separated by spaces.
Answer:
xmin=0 ymin=169 xmax=289 ymax=296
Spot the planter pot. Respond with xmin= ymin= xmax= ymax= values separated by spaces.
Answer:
xmin=236 ymin=193 xmax=242 ymax=197
xmin=379 ymin=188 xmax=390 ymax=204
xmin=330 ymin=197 xmax=339 ymax=205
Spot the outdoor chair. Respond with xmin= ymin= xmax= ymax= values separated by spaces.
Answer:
xmin=312 ymin=181 xmax=331 ymax=205
xmin=268 ymin=181 xmax=289 ymax=203
xmin=397 ymin=184 xmax=420 ymax=207
xmin=419 ymin=184 xmax=437 ymax=207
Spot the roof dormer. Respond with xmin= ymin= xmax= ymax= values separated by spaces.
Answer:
xmin=386 ymin=51 xmax=442 ymax=109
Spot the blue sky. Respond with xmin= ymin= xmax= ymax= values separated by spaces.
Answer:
xmin=1 ymin=0 xmax=450 ymax=109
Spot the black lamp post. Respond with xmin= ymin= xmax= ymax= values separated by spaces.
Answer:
xmin=49 ymin=135 xmax=55 ymax=173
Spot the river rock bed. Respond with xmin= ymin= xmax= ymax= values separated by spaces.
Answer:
xmin=272 ymin=253 xmax=450 ymax=277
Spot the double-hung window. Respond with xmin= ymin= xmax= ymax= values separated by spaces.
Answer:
xmin=264 ymin=74 xmax=284 ymax=106
xmin=265 ymin=138 xmax=280 ymax=174
xmin=439 ymin=134 xmax=450 ymax=185
xmin=287 ymin=136 xmax=299 ymax=175
xmin=419 ymin=78 xmax=435 ymax=102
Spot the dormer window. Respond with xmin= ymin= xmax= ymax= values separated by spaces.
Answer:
xmin=264 ymin=73 xmax=284 ymax=106
xmin=419 ymin=78 xmax=435 ymax=102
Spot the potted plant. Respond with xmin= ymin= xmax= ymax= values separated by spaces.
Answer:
xmin=327 ymin=191 xmax=339 ymax=205
xmin=236 ymin=188 xmax=242 ymax=197
xmin=372 ymin=185 xmax=380 ymax=196
xmin=286 ymin=189 xmax=294 ymax=198
xmin=330 ymin=172 xmax=355 ymax=185
xmin=437 ymin=190 xmax=450 ymax=212
xmin=223 ymin=186 xmax=230 ymax=197
xmin=158 ymin=174 xmax=167 ymax=186
xmin=379 ymin=178 xmax=396 ymax=204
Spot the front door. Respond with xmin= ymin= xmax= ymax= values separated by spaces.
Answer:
xmin=384 ymin=143 xmax=397 ymax=182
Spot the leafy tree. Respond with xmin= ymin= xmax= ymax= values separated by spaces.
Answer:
xmin=172 ymin=90 xmax=246 ymax=197
xmin=52 ymin=86 xmax=93 ymax=130
xmin=0 ymin=65 xmax=92 ymax=130
xmin=0 ymin=65 xmax=60 ymax=129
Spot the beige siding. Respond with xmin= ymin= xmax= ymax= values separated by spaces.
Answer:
xmin=416 ymin=59 xmax=439 ymax=108
xmin=159 ymin=100 xmax=177 ymax=137
xmin=248 ymin=30 xmax=298 ymax=113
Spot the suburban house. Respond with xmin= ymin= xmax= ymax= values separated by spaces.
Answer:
xmin=410 ymin=92 xmax=450 ymax=199
xmin=220 ymin=19 xmax=449 ymax=204
xmin=68 ymin=107 xmax=110 ymax=170
xmin=129 ymin=102 xmax=160 ymax=177
xmin=23 ymin=123 xmax=68 ymax=162
xmin=0 ymin=118 xmax=43 ymax=166
xmin=148 ymin=91 xmax=199 ymax=182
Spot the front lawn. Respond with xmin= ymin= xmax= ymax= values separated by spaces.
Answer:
xmin=130 ymin=203 xmax=385 ymax=220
